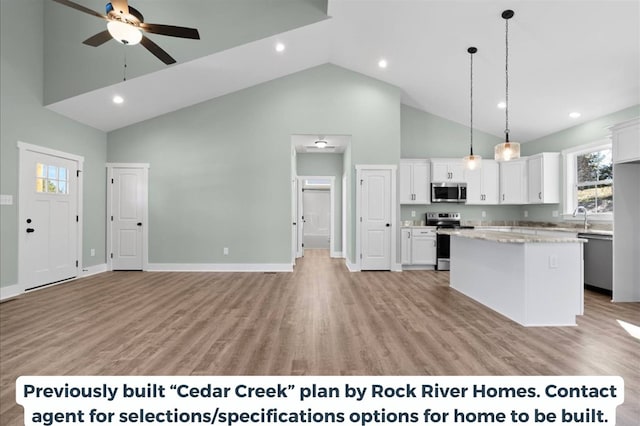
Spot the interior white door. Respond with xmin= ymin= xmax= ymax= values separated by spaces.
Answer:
xmin=20 ymin=150 xmax=78 ymax=289
xmin=360 ymin=169 xmax=391 ymax=270
xmin=302 ymin=189 xmax=331 ymax=249
xmin=111 ymin=168 xmax=144 ymax=270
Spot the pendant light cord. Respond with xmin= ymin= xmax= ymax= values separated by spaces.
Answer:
xmin=504 ymin=15 xmax=510 ymax=142
xmin=470 ymin=50 xmax=474 ymax=156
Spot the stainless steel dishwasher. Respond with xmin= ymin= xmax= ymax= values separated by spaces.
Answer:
xmin=578 ymin=233 xmax=613 ymax=293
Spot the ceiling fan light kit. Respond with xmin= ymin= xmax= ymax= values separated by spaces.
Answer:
xmin=463 ymin=46 xmax=481 ymax=171
xmin=494 ymin=9 xmax=521 ymax=162
xmin=51 ymin=0 xmax=200 ymax=65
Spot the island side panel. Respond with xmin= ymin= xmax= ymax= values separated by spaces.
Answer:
xmin=523 ymin=243 xmax=583 ymax=326
xmin=449 ymin=236 xmax=527 ymax=325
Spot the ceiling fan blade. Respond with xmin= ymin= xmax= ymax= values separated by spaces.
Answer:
xmin=140 ymin=36 xmax=176 ymax=65
xmin=109 ymin=0 xmax=130 ymax=15
xmin=140 ymin=23 xmax=200 ymax=40
xmin=50 ymin=0 xmax=107 ymax=20
xmin=82 ymin=30 xmax=112 ymax=47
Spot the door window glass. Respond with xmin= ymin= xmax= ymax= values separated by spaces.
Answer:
xmin=36 ymin=163 xmax=69 ymax=194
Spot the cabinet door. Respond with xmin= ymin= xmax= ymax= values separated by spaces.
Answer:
xmin=528 ymin=156 xmax=543 ymax=203
xmin=613 ymin=121 xmax=640 ymax=163
xmin=412 ymin=161 xmax=430 ymax=204
xmin=482 ymin=160 xmax=500 ymax=204
xmin=431 ymin=161 xmax=450 ymax=181
xmin=500 ymin=160 xmax=527 ymax=204
xmin=448 ymin=161 xmax=465 ymax=182
xmin=464 ymin=167 xmax=483 ymax=204
xmin=399 ymin=161 xmax=414 ymax=204
xmin=401 ymin=229 xmax=412 ymax=264
xmin=411 ymin=236 xmax=437 ymax=265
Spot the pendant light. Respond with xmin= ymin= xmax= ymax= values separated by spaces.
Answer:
xmin=494 ymin=9 xmax=521 ymax=161
xmin=463 ymin=46 xmax=481 ymax=170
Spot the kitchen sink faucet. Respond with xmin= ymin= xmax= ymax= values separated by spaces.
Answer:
xmin=573 ymin=206 xmax=589 ymax=230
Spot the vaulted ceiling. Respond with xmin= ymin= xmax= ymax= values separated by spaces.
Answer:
xmin=45 ymin=0 xmax=640 ymax=142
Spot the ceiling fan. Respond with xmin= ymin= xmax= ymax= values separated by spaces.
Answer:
xmin=307 ymin=136 xmax=335 ymax=150
xmin=51 ymin=0 xmax=200 ymax=65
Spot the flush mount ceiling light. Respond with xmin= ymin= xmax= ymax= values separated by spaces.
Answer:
xmin=275 ymin=42 xmax=286 ymax=52
xmin=314 ymin=136 xmax=328 ymax=148
xmin=112 ymin=95 xmax=124 ymax=104
xmin=463 ymin=47 xmax=481 ymax=170
xmin=494 ymin=9 xmax=521 ymax=162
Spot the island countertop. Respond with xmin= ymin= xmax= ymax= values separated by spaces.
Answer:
xmin=438 ymin=228 xmax=588 ymax=244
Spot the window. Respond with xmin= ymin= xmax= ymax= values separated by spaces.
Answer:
xmin=36 ymin=163 xmax=69 ymax=194
xmin=563 ymin=140 xmax=613 ymax=219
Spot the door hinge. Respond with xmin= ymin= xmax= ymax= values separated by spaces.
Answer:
xmin=76 ymin=170 xmax=80 ymax=177
xmin=302 ymin=243 xmax=304 ymax=248
xmin=110 ymin=253 xmax=113 ymax=259
xmin=360 ymin=217 xmax=362 ymax=222
xmin=360 ymin=253 xmax=362 ymax=259
xmin=76 ymin=215 xmax=79 ymax=222
xmin=75 ymin=260 xmax=78 ymax=267
xmin=111 ymin=215 xmax=113 ymax=221
xmin=360 ymin=179 xmax=364 ymax=186
xmin=111 ymin=178 xmax=114 ymax=184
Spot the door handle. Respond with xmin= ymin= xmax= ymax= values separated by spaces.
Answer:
xmin=385 ymin=223 xmax=391 ymax=227
xmin=137 ymin=222 xmax=142 ymax=226
xmin=26 ymin=228 xmax=35 ymax=233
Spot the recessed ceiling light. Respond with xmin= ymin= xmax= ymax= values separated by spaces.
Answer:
xmin=378 ymin=59 xmax=388 ymax=69
xmin=569 ymin=112 xmax=581 ymax=119
xmin=113 ymin=95 xmax=124 ymax=104
xmin=275 ymin=42 xmax=285 ymax=52
xmin=497 ymin=101 xmax=506 ymax=109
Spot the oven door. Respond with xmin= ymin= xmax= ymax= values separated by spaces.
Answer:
xmin=432 ymin=183 xmax=461 ymax=203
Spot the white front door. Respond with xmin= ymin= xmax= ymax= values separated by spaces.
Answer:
xmin=19 ymin=148 xmax=80 ymax=289
xmin=109 ymin=167 xmax=146 ymax=270
xmin=360 ymin=169 xmax=391 ymax=270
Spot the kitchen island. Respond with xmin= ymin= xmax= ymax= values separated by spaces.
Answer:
xmin=439 ymin=229 xmax=586 ymax=326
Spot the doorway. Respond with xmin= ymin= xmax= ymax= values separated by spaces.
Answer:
xmin=297 ymin=176 xmax=335 ymax=257
xmin=18 ymin=142 xmax=83 ymax=291
xmin=106 ymin=163 xmax=149 ymax=271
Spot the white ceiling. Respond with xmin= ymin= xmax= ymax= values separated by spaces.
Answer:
xmin=47 ymin=0 xmax=640 ymax=142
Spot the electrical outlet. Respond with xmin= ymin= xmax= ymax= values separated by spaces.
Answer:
xmin=411 ymin=210 xmax=416 ymax=217
xmin=524 ymin=210 xmax=528 ymax=218
xmin=90 ymin=249 xmax=95 ymax=257
xmin=223 ymin=247 xmax=229 ymax=256
xmin=481 ymin=211 xmax=486 ymax=218
xmin=552 ymin=210 xmax=559 ymax=217
xmin=549 ymin=255 xmax=558 ymax=269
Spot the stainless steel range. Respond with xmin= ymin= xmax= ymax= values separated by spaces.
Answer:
xmin=426 ymin=212 xmax=472 ymax=270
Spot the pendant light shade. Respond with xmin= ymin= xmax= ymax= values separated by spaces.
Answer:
xmin=463 ymin=46 xmax=481 ymax=170
xmin=494 ymin=9 xmax=521 ymax=161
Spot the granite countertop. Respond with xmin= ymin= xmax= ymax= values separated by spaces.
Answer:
xmin=476 ymin=225 xmax=612 ymax=236
xmin=438 ymin=228 xmax=588 ymax=244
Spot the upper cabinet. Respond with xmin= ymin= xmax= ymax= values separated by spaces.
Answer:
xmin=400 ymin=159 xmax=430 ymax=204
xmin=431 ymin=159 xmax=465 ymax=182
xmin=465 ymin=160 xmax=499 ymax=205
xmin=500 ymin=159 xmax=528 ymax=204
xmin=527 ymin=153 xmax=560 ymax=204
xmin=611 ymin=118 xmax=640 ymax=164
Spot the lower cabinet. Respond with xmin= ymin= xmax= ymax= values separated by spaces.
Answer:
xmin=401 ymin=228 xmax=437 ymax=267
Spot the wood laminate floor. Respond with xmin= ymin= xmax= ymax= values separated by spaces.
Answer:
xmin=1 ymin=250 xmax=639 ymax=424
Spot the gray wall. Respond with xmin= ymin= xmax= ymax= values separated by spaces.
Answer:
xmin=521 ymin=105 xmax=640 ymax=222
xmin=400 ymin=104 xmax=522 ymax=223
xmin=1 ymin=0 xmax=108 ymax=289
xmin=107 ymin=64 xmax=401 ymax=265
xmin=297 ymin=153 xmax=344 ymax=253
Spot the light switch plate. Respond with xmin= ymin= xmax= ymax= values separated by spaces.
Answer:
xmin=0 ymin=194 xmax=13 ymax=205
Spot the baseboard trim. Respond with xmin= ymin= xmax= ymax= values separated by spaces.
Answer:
xmin=0 ymin=284 xmax=22 ymax=301
xmin=346 ymin=260 xmax=360 ymax=272
xmin=80 ymin=263 xmax=107 ymax=277
xmin=330 ymin=251 xmax=343 ymax=259
xmin=147 ymin=263 xmax=293 ymax=272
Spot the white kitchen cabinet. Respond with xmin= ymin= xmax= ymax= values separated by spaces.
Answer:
xmin=611 ymin=117 xmax=640 ymax=164
xmin=431 ymin=159 xmax=465 ymax=182
xmin=401 ymin=228 xmax=437 ymax=266
xmin=499 ymin=159 xmax=528 ymax=204
xmin=527 ymin=152 xmax=560 ymax=204
xmin=411 ymin=229 xmax=437 ymax=265
xmin=464 ymin=160 xmax=499 ymax=204
xmin=401 ymin=228 xmax=412 ymax=264
xmin=400 ymin=159 xmax=430 ymax=204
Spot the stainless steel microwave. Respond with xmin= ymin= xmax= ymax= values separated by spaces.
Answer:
xmin=431 ymin=182 xmax=467 ymax=203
